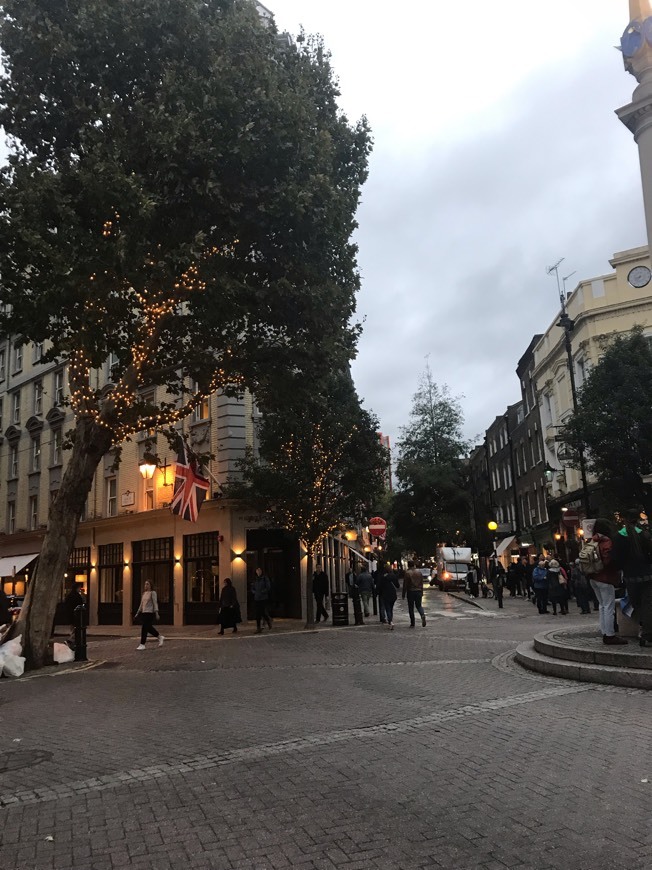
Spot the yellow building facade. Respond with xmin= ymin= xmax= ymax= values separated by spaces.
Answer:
xmin=532 ymin=245 xmax=652 ymax=511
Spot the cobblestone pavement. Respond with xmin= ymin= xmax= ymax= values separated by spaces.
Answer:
xmin=1 ymin=588 xmax=651 ymax=870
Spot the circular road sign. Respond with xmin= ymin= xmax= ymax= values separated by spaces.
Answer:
xmin=369 ymin=516 xmax=387 ymax=539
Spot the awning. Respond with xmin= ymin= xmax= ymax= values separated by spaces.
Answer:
xmin=0 ymin=553 xmax=38 ymax=577
xmin=495 ymin=536 xmax=517 ymax=558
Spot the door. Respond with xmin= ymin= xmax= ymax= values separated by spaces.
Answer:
xmin=132 ymin=562 xmax=174 ymax=625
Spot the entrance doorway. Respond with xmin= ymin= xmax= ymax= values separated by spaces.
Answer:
xmin=184 ymin=531 xmax=220 ymax=624
xmin=245 ymin=529 xmax=300 ymax=619
xmin=131 ymin=537 xmax=174 ymax=625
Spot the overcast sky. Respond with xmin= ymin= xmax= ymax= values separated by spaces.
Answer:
xmin=270 ymin=0 xmax=646 ymax=448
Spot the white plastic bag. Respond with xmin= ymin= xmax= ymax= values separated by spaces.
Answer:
xmin=0 ymin=634 xmax=22 ymax=657
xmin=53 ymin=643 xmax=75 ymax=664
xmin=2 ymin=654 xmax=25 ymax=677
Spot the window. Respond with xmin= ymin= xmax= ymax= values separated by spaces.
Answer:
xmin=51 ymin=429 xmax=62 ymax=466
xmin=54 ymin=370 xmax=64 ymax=406
xmin=50 ymin=489 xmax=59 ymax=505
xmin=575 ymin=356 xmax=586 ymax=389
xmin=7 ymin=501 xmax=15 ymax=534
xmin=12 ymin=344 xmax=22 ymax=373
xmin=144 ymin=476 xmax=155 ymax=511
xmin=11 ymin=390 xmax=20 ymax=425
xmin=515 ymin=451 xmax=521 ymax=477
xmin=184 ymin=532 xmax=220 ymax=604
xmin=31 ymin=436 xmax=40 ymax=472
xmin=99 ymin=543 xmax=124 ymax=605
xmin=33 ymin=381 xmax=43 ymax=415
xmin=9 ymin=444 xmax=18 ymax=479
xmin=522 ymin=444 xmax=528 ymax=473
xmin=29 ymin=496 xmax=38 ymax=530
xmin=193 ymin=382 xmax=210 ymax=421
xmin=33 ymin=342 xmax=44 ymax=363
xmin=106 ymin=477 xmax=117 ymax=517
xmin=0 ymin=349 xmax=5 ymax=382
xmin=0 ymin=397 xmax=3 ymax=432
xmin=107 ymin=352 xmax=119 ymax=379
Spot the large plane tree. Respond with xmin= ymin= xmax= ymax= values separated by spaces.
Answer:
xmin=0 ymin=0 xmax=371 ymax=666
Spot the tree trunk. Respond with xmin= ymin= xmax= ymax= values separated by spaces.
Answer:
xmin=16 ymin=417 xmax=113 ymax=669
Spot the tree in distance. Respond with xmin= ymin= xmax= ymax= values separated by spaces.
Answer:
xmin=390 ymin=366 xmax=470 ymax=557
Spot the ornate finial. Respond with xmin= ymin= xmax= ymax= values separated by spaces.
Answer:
xmin=622 ymin=2 xmax=652 ymax=79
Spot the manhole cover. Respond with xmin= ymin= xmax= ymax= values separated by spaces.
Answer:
xmin=0 ymin=749 xmax=53 ymax=773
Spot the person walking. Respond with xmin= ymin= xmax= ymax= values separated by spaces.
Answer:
xmin=373 ymin=567 xmax=387 ymax=624
xmin=402 ymin=561 xmax=427 ymax=628
xmin=377 ymin=564 xmax=400 ymax=629
xmin=345 ymin=565 xmax=364 ymax=626
xmin=571 ymin=559 xmax=592 ymax=615
xmin=252 ymin=567 xmax=273 ymax=633
xmin=490 ymin=561 xmax=505 ymax=608
xmin=613 ymin=509 xmax=652 ymax=646
xmin=355 ymin=565 xmax=374 ymax=618
xmin=532 ymin=559 xmax=549 ymax=614
xmin=218 ymin=578 xmax=240 ymax=635
xmin=507 ymin=562 xmax=518 ymax=597
xmin=547 ymin=559 xmax=568 ymax=615
xmin=312 ymin=563 xmax=330 ymax=624
xmin=135 ymin=580 xmax=164 ymax=650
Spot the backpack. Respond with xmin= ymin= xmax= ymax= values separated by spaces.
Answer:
xmin=579 ymin=539 xmax=603 ymax=576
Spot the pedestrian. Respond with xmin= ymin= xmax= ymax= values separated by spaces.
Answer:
xmin=571 ymin=559 xmax=592 ymax=615
xmin=532 ymin=559 xmax=549 ymax=614
xmin=514 ymin=557 xmax=527 ymax=597
xmin=490 ymin=561 xmax=505 ymax=608
xmin=355 ymin=565 xmax=374 ymax=618
xmin=581 ymin=518 xmax=626 ymax=644
xmin=377 ymin=563 xmax=400 ymax=630
xmin=135 ymin=580 xmax=165 ymax=650
xmin=312 ymin=563 xmax=330 ymax=624
xmin=251 ymin=567 xmax=273 ymax=633
xmin=0 ymin=585 xmax=12 ymax=627
xmin=402 ymin=560 xmax=427 ymax=628
xmin=374 ymin=567 xmax=387 ymax=623
xmin=466 ymin=564 xmax=480 ymax=598
xmin=612 ymin=509 xmax=652 ymax=647
xmin=64 ymin=581 xmax=85 ymax=647
xmin=218 ymin=578 xmax=240 ymax=635
xmin=547 ymin=559 xmax=568 ymax=615
xmin=524 ymin=557 xmax=534 ymax=600
xmin=345 ymin=565 xmax=364 ymax=625
xmin=507 ymin=562 xmax=518 ymax=597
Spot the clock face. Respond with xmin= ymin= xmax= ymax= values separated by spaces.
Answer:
xmin=628 ymin=265 xmax=652 ymax=289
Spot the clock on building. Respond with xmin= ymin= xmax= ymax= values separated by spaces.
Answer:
xmin=627 ymin=265 xmax=652 ymax=288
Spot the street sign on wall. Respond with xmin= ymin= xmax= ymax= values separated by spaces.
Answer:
xmin=369 ymin=516 xmax=387 ymax=540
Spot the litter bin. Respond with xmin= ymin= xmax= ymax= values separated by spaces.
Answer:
xmin=330 ymin=593 xmax=350 ymax=626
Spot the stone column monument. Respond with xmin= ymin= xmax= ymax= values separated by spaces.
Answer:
xmin=617 ymin=1 xmax=652 ymax=254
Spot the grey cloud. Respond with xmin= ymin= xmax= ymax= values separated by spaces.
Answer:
xmin=351 ymin=43 xmax=645 ymax=449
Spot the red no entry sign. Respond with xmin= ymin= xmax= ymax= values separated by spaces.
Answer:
xmin=369 ymin=516 xmax=387 ymax=539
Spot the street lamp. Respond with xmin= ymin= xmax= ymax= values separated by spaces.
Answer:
xmin=139 ymin=451 xmax=157 ymax=480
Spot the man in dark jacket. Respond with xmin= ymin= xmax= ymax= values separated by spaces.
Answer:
xmin=64 ymin=582 xmax=85 ymax=645
xmin=0 ymin=586 xmax=11 ymax=627
xmin=251 ymin=567 xmax=273 ymax=633
xmin=312 ymin=564 xmax=330 ymax=623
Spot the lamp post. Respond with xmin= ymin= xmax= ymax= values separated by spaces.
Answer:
xmin=546 ymin=260 xmax=592 ymax=518
xmin=139 ymin=451 xmax=157 ymax=480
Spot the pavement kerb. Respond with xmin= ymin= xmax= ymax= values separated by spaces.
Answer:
xmin=445 ymin=590 xmax=485 ymax=610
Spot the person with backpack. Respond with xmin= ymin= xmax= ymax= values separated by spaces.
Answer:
xmin=532 ymin=559 xmax=549 ymax=614
xmin=583 ymin=518 xmax=627 ymax=645
xmin=612 ymin=509 xmax=652 ymax=647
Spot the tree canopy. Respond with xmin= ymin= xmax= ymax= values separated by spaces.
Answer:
xmin=0 ymin=0 xmax=372 ymax=665
xmin=390 ymin=368 xmax=470 ymax=556
xmin=560 ymin=330 xmax=652 ymax=508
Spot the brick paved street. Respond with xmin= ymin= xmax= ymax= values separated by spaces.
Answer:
xmin=1 ymin=587 xmax=651 ymax=870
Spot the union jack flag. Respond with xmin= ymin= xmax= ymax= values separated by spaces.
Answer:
xmin=170 ymin=443 xmax=209 ymax=522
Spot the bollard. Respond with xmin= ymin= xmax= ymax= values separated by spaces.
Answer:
xmin=74 ymin=604 xmax=88 ymax=662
